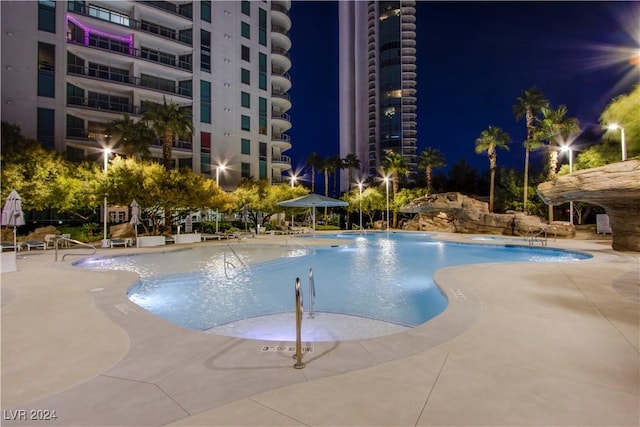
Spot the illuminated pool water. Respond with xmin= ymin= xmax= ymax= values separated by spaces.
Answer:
xmin=77 ymin=233 xmax=590 ymax=340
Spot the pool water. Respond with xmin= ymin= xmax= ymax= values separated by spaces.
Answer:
xmin=78 ymin=233 xmax=590 ymax=338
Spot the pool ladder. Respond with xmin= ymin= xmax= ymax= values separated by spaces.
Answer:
xmin=223 ymin=244 xmax=247 ymax=278
xmin=52 ymin=236 xmax=97 ymax=261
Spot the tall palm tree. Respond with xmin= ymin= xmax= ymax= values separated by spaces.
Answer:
xmin=513 ymin=87 xmax=549 ymax=213
xmin=382 ymin=149 xmax=410 ymax=228
xmin=106 ymin=114 xmax=154 ymax=160
xmin=328 ymin=154 xmax=344 ymax=198
xmin=532 ymin=105 xmax=580 ymax=221
xmin=342 ymin=153 xmax=361 ymax=192
xmin=475 ymin=126 xmax=511 ymax=213
xmin=142 ymin=97 xmax=193 ymax=171
xmin=305 ymin=151 xmax=322 ymax=193
xmin=418 ymin=147 xmax=446 ymax=195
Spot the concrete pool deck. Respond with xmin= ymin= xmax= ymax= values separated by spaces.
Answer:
xmin=1 ymin=232 xmax=638 ymax=426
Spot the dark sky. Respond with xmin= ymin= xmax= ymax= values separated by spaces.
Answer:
xmin=285 ymin=1 xmax=639 ymax=180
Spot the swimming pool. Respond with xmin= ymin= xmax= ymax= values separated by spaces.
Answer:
xmin=78 ymin=233 xmax=590 ymax=341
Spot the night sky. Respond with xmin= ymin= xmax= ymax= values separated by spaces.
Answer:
xmin=285 ymin=1 xmax=639 ymax=182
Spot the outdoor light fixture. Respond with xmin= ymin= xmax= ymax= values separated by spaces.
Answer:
xmin=102 ymin=148 xmax=112 ymax=248
xmin=215 ymin=163 xmax=227 ymax=233
xmin=290 ymin=174 xmax=297 ymax=188
xmin=357 ymin=181 xmax=364 ymax=233
xmin=607 ymin=123 xmax=627 ymax=161
xmin=561 ymin=145 xmax=574 ymax=225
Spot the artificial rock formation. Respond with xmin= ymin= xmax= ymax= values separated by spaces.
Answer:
xmin=537 ymin=159 xmax=640 ymax=251
xmin=400 ymin=192 xmax=574 ymax=237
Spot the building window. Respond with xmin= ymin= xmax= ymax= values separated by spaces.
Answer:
xmin=241 ymin=92 xmax=250 ymax=108
xmin=201 ymin=29 xmax=211 ymax=72
xmin=201 ymin=0 xmax=211 ymax=22
xmin=201 ymin=132 xmax=211 ymax=156
xmin=258 ymin=8 xmax=267 ymax=46
xmin=37 ymin=108 xmax=55 ymax=149
xmin=179 ymin=28 xmax=193 ymax=45
xmin=200 ymin=80 xmax=211 ymax=123
xmin=259 ymin=161 xmax=267 ymax=179
xmin=178 ymin=79 xmax=192 ymax=97
xmin=38 ymin=0 xmax=56 ymax=33
xmin=241 ymin=45 xmax=250 ymax=62
xmin=241 ymin=138 xmax=251 ymax=155
xmin=38 ymin=42 xmax=55 ymax=98
xmin=241 ymin=68 xmax=250 ymax=85
xmin=259 ymin=97 xmax=267 ymax=135
xmin=241 ymin=162 xmax=251 ymax=178
xmin=241 ymin=115 xmax=250 ymax=131
xmin=66 ymin=114 xmax=84 ymax=138
xmin=258 ymin=53 xmax=267 ymax=90
xmin=241 ymin=22 xmax=250 ymax=39
xmin=241 ymin=0 xmax=250 ymax=16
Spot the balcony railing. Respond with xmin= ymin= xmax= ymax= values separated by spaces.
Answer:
xmin=151 ymin=137 xmax=193 ymax=151
xmin=67 ymin=64 xmax=192 ymax=98
xmin=271 ymin=112 xmax=291 ymax=122
xmin=271 ymin=67 xmax=291 ymax=80
xmin=67 ymin=95 xmax=144 ymax=115
xmin=272 ymin=155 xmax=291 ymax=165
xmin=271 ymin=46 xmax=290 ymax=58
xmin=66 ymin=38 xmax=193 ymax=72
xmin=271 ymin=24 xmax=290 ymax=37
xmin=141 ymin=1 xmax=193 ymax=20
xmin=271 ymin=3 xmax=289 ymax=15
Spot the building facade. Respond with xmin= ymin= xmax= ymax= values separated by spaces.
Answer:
xmin=338 ymin=0 xmax=417 ymax=190
xmin=1 ymin=0 xmax=293 ymax=189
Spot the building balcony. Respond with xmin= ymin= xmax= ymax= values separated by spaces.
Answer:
xmin=67 ymin=95 xmax=144 ymax=116
xmin=67 ymin=2 xmax=192 ymax=47
xmin=67 ymin=64 xmax=192 ymax=99
xmin=140 ymin=1 xmax=193 ymax=21
xmin=271 ymin=46 xmax=291 ymax=71
xmin=271 ymin=3 xmax=291 ymax=31
xmin=271 ymin=27 xmax=291 ymax=52
xmin=271 ymin=67 xmax=291 ymax=90
xmin=151 ymin=136 xmax=193 ymax=152
xmin=271 ymin=90 xmax=292 ymax=111
xmin=66 ymin=32 xmax=193 ymax=75
xmin=271 ymin=155 xmax=292 ymax=171
xmin=271 ymin=133 xmax=292 ymax=151
xmin=272 ymin=111 xmax=292 ymax=132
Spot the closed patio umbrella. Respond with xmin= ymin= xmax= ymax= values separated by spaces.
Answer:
xmin=1 ymin=190 xmax=25 ymax=252
xmin=130 ymin=199 xmax=140 ymax=245
xmin=278 ymin=194 xmax=348 ymax=237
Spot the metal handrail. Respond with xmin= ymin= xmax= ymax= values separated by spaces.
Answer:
xmin=53 ymin=237 xmax=97 ymax=261
xmin=223 ymin=244 xmax=247 ymax=279
xmin=527 ymin=227 xmax=548 ymax=247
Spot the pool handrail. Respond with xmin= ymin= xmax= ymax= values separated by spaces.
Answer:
xmin=52 ymin=236 xmax=97 ymax=261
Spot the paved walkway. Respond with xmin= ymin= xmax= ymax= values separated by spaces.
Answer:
xmin=1 ymin=233 xmax=638 ymax=426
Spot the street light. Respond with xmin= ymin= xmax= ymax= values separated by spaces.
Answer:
xmin=357 ymin=181 xmax=364 ymax=233
xmin=290 ymin=173 xmax=297 ymax=188
xmin=561 ymin=145 xmax=574 ymax=225
xmin=608 ymin=123 xmax=627 ymax=161
xmin=215 ymin=163 xmax=226 ymax=233
xmin=383 ymin=176 xmax=390 ymax=231
xmin=101 ymin=148 xmax=111 ymax=248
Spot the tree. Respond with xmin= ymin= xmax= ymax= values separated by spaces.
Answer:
xmin=328 ymin=154 xmax=344 ymax=198
xmin=341 ymin=186 xmax=385 ymax=227
xmin=106 ymin=114 xmax=155 ymax=160
xmin=475 ymin=126 xmax=511 ymax=213
xmin=342 ymin=153 xmax=361 ymax=192
xmin=600 ymin=83 xmax=640 ymax=161
xmin=418 ymin=147 xmax=446 ymax=195
xmin=513 ymin=87 xmax=549 ymax=213
xmin=381 ymin=149 xmax=410 ymax=227
xmin=305 ymin=151 xmax=323 ymax=193
xmin=141 ymin=97 xmax=193 ymax=171
xmin=231 ymin=180 xmax=307 ymax=229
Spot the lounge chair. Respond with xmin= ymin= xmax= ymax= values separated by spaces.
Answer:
xmin=110 ymin=239 xmax=129 ymax=248
xmin=1 ymin=242 xmax=21 ymax=251
xmin=24 ymin=240 xmax=46 ymax=250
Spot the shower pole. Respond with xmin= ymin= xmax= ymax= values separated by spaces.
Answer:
xmin=294 ymin=278 xmax=305 ymax=369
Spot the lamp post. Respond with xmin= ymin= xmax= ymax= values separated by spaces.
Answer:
xmin=357 ymin=181 xmax=363 ymax=233
xmin=561 ymin=145 xmax=574 ymax=225
xmin=383 ymin=176 xmax=390 ymax=231
xmin=215 ymin=164 xmax=226 ymax=233
xmin=101 ymin=148 xmax=111 ymax=248
xmin=608 ymin=123 xmax=627 ymax=161
xmin=290 ymin=174 xmax=297 ymax=188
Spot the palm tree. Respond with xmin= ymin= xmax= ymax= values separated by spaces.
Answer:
xmin=532 ymin=105 xmax=580 ymax=221
xmin=106 ymin=114 xmax=154 ymax=160
xmin=342 ymin=153 xmax=361 ymax=192
xmin=142 ymin=97 xmax=193 ymax=171
xmin=513 ymin=87 xmax=549 ymax=213
xmin=382 ymin=149 xmax=410 ymax=227
xmin=418 ymin=147 xmax=446 ymax=195
xmin=475 ymin=126 xmax=511 ymax=213
xmin=305 ymin=151 xmax=322 ymax=193
xmin=328 ymin=154 xmax=344 ymax=198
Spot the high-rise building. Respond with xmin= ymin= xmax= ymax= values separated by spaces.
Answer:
xmin=339 ymin=0 xmax=417 ymax=190
xmin=1 ymin=0 xmax=293 ymax=189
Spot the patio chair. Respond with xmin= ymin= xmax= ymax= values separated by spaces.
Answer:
xmin=110 ymin=239 xmax=128 ymax=248
xmin=44 ymin=234 xmax=59 ymax=249
xmin=1 ymin=242 xmax=21 ymax=251
xmin=24 ymin=240 xmax=46 ymax=250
